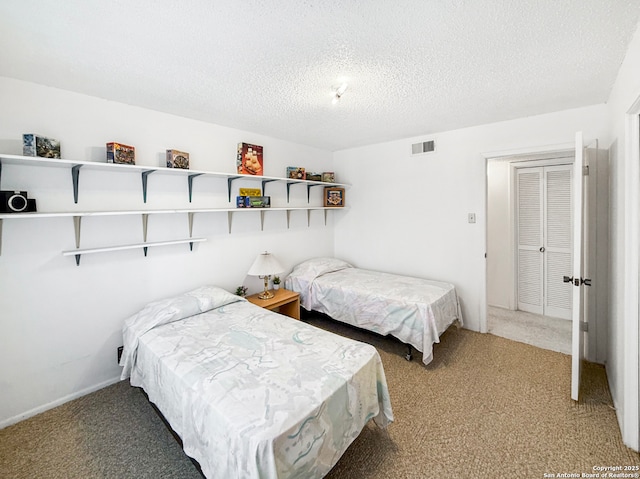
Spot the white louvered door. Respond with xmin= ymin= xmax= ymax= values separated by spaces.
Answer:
xmin=517 ymin=169 xmax=544 ymax=314
xmin=544 ymin=166 xmax=573 ymax=319
xmin=516 ymin=165 xmax=573 ymax=319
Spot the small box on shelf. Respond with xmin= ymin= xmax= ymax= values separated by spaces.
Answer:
xmin=236 ymin=196 xmax=271 ymax=208
xmin=106 ymin=142 xmax=135 ymax=165
xmin=322 ymin=172 xmax=335 ymax=183
xmin=23 ymin=134 xmax=61 ymax=159
xmin=239 ymin=188 xmax=261 ymax=196
xmin=287 ymin=167 xmax=306 ymax=180
xmin=166 ymin=149 xmax=189 ymax=169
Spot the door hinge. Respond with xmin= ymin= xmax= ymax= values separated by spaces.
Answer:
xmin=583 ymin=165 xmax=589 ymax=176
xmin=580 ymin=321 xmax=588 ymax=332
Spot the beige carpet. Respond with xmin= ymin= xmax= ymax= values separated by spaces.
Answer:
xmin=1 ymin=313 xmax=638 ymax=478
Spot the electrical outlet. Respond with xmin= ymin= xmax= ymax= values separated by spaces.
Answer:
xmin=468 ymin=213 xmax=476 ymax=223
xmin=117 ymin=346 xmax=123 ymax=364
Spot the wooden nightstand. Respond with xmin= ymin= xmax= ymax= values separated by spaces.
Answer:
xmin=246 ymin=288 xmax=300 ymax=320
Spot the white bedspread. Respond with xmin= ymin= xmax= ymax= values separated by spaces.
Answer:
xmin=120 ymin=285 xmax=393 ymax=479
xmin=284 ymin=258 xmax=462 ymax=365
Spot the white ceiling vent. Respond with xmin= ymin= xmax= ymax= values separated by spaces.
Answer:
xmin=411 ymin=140 xmax=435 ymax=155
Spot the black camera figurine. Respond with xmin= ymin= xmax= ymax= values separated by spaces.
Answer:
xmin=0 ymin=191 xmax=37 ymax=213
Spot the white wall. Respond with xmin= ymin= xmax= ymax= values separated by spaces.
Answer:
xmin=0 ymin=77 xmax=336 ymax=427
xmin=333 ymin=105 xmax=610 ymax=334
xmin=604 ymin=21 xmax=640 ymax=451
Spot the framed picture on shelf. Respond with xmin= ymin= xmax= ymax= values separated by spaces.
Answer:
xmin=324 ymin=187 xmax=345 ymax=207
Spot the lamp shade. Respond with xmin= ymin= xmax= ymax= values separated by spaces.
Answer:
xmin=247 ymin=252 xmax=284 ymax=277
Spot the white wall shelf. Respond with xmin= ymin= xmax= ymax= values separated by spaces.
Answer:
xmin=0 ymin=154 xmax=349 ymax=203
xmin=0 ymin=154 xmax=349 ymax=260
xmin=62 ymin=238 xmax=207 ymax=265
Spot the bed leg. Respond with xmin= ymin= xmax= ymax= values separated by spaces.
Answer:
xmin=405 ymin=345 xmax=413 ymax=361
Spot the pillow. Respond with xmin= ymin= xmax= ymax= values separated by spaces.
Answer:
xmin=120 ymin=285 xmax=244 ymax=379
xmin=287 ymin=257 xmax=353 ymax=282
xmin=125 ymin=285 xmax=243 ymax=331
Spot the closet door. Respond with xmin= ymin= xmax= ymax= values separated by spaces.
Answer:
xmin=544 ymin=166 xmax=573 ymax=319
xmin=516 ymin=165 xmax=573 ymax=319
xmin=517 ymin=168 xmax=544 ymax=314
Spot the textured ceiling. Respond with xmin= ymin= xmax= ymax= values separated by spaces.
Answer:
xmin=1 ymin=1 xmax=639 ymax=151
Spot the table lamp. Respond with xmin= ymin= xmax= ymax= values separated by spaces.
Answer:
xmin=247 ymin=251 xmax=284 ymax=299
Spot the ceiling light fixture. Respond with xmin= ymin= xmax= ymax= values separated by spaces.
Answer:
xmin=332 ymin=83 xmax=348 ymax=105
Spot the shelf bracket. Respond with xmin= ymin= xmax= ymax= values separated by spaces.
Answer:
xmin=260 ymin=210 xmax=265 ymax=231
xmin=286 ymin=210 xmax=291 ymax=229
xmin=141 ymin=170 xmax=154 ymax=203
xmin=141 ymin=213 xmax=149 ymax=242
xmin=307 ymin=184 xmax=326 ymax=203
xmin=0 ymin=218 xmax=3 ymax=256
xmin=0 ymin=160 xmax=3 ymax=189
xmin=72 ymin=165 xmax=82 ymax=203
xmin=227 ymin=211 xmax=233 ymax=234
xmin=141 ymin=213 xmax=149 ymax=256
xmin=188 ymin=212 xmax=194 ymax=237
xmin=286 ymin=182 xmax=295 ymax=203
xmin=227 ymin=176 xmax=241 ymax=202
xmin=188 ymin=212 xmax=195 ymax=250
xmin=261 ymin=179 xmax=277 ymax=195
xmin=324 ymin=209 xmax=328 ymax=225
xmin=187 ymin=174 xmax=203 ymax=202
xmin=307 ymin=209 xmax=311 ymax=227
xmin=73 ymin=215 xmax=82 ymax=265
xmin=73 ymin=216 xmax=82 ymax=248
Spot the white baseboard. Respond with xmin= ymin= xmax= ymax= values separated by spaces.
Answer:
xmin=0 ymin=375 xmax=123 ymax=430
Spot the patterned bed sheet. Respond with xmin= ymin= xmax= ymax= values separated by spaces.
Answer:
xmin=284 ymin=257 xmax=462 ymax=365
xmin=120 ymin=285 xmax=393 ymax=479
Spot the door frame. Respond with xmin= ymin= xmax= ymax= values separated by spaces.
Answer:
xmin=482 ymin=144 xmax=574 ymax=334
xmin=623 ymin=99 xmax=640 ymax=450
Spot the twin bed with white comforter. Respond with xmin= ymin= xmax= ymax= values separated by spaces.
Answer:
xmin=284 ymin=258 xmax=462 ymax=366
xmin=120 ymin=285 xmax=393 ymax=479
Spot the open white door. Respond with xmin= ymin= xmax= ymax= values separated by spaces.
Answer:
xmin=570 ymin=132 xmax=586 ymax=401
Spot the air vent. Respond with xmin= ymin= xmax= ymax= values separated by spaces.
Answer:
xmin=411 ymin=140 xmax=435 ymax=155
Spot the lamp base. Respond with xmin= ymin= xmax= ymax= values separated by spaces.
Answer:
xmin=257 ymin=290 xmax=275 ymax=300
xmin=257 ymin=275 xmax=274 ymax=300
